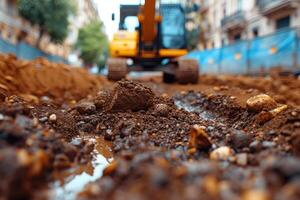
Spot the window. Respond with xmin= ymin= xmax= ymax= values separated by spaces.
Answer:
xmin=123 ymin=16 xmax=139 ymax=32
xmin=252 ymin=28 xmax=259 ymax=38
xmin=222 ymin=2 xmax=226 ymax=17
xmin=6 ymin=0 xmax=15 ymax=16
xmin=276 ymin=16 xmax=290 ymax=30
xmin=160 ymin=4 xmax=186 ymax=49
xmin=237 ymin=0 xmax=242 ymax=11
xmin=234 ymin=33 xmax=241 ymax=41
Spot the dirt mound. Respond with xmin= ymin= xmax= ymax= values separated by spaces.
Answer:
xmin=0 ymin=54 xmax=107 ymax=102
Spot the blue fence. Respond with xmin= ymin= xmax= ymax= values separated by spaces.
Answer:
xmin=0 ymin=37 xmax=67 ymax=64
xmin=186 ymin=28 xmax=300 ymax=74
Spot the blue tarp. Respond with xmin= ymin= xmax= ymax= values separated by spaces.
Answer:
xmin=298 ymin=38 xmax=300 ymax=68
xmin=17 ymin=43 xmax=45 ymax=60
xmin=248 ymin=29 xmax=296 ymax=73
xmin=220 ymin=41 xmax=248 ymax=74
xmin=186 ymin=48 xmax=220 ymax=74
xmin=187 ymin=28 xmax=300 ymax=74
xmin=0 ymin=38 xmax=17 ymax=54
xmin=0 ymin=38 xmax=67 ymax=64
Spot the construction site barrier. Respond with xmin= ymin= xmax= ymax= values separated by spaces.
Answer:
xmin=0 ymin=38 xmax=67 ymax=64
xmin=186 ymin=27 xmax=300 ymax=74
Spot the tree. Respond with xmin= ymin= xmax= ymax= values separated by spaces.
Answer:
xmin=17 ymin=0 xmax=76 ymax=48
xmin=184 ymin=1 xmax=201 ymax=50
xmin=75 ymin=20 xmax=108 ymax=69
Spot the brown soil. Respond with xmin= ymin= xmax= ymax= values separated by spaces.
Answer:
xmin=1 ymin=55 xmax=300 ymax=200
xmin=0 ymin=54 xmax=108 ymax=103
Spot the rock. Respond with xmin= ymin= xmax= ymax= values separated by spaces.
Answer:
xmin=291 ymin=111 xmax=298 ymax=117
xmin=236 ymin=153 xmax=248 ymax=166
xmin=228 ymin=130 xmax=252 ymax=149
xmin=94 ymin=91 xmax=110 ymax=109
xmin=78 ymin=122 xmax=94 ymax=133
xmin=0 ymin=90 xmax=7 ymax=102
xmin=269 ymin=104 xmax=288 ymax=117
xmin=18 ymin=94 xmax=39 ymax=104
xmin=153 ymin=103 xmax=170 ymax=117
xmin=210 ymin=146 xmax=234 ymax=161
xmin=262 ymin=156 xmax=300 ymax=181
xmin=64 ymin=143 xmax=78 ymax=161
xmin=103 ymin=161 xmax=118 ymax=176
xmin=107 ymin=80 xmax=155 ymax=112
xmin=104 ymin=129 xmax=114 ymax=140
xmin=76 ymin=102 xmax=96 ymax=114
xmin=246 ymin=94 xmax=277 ymax=112
xmin=262 ymin=141 xmax=276 ymax=149
xmin=39 ymin=117 xmax=48 ymax=123
xmin=243 ymin=190 xmax=269 ymax=200
xmin=49 ymin=114 xmax=57 ymax=122
xmin=255 ymin=111 xmax=274 ymax=124
xmin=188 ymin=125 xmax=212 ymax=151
xmin=291 ymin=131 xmax=300 ymax=156
xmin=53 ymin=154 xmax=71 ymax=169
xmin=249 ymin=140 xmax=262 ymax=152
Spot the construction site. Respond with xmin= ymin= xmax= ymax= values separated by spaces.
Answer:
xmin=1 ymin=0 xmax=300 ymax=200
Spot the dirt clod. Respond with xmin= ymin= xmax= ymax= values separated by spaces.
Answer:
xmin=291 ymin=132 xmax=300 ymax=156
xmin=107 ymin=80 xmax=155 ymax=112
xmin=228 ymin=130 xmax=252 ymax=149
xmin=153 ymin=103 xmax=170 ymax=117
xmin=76 ymin=102 xmax=96 ymax=114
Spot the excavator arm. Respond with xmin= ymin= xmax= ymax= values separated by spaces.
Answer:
xmin=138 ymin=0 xmax=157 ymax=43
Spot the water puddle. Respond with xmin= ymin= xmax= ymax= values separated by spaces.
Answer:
xmin=50 ymin=135 xmax=113 ymax=200
xmin=174 ymin=99 xmax=215 ymax=121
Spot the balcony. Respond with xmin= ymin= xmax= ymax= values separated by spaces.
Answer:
xmin=221 ymin=11 xmax=246 ymax=31
xmin=199 ymin=0 xmax=209 ymax=14
xmin=0 ymin=7 xmax=33 ymax=33
xmin=256 ymin=0 xmax=299 ymax=16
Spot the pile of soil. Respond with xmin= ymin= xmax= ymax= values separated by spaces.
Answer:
xmin=0 ymin=54 xmax=108 ymax=102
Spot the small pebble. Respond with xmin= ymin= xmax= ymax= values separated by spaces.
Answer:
xmin=210 ymin=146 xmax=234 ymax=161
xmin=228 ymin=130 xmax=252 ymax=149
xmin=236 ymin=153 xmax=248 ymax=166
xmin=262 ymin=141 xmax=276 ymax=149
xmin=49 ymin=114 xmax=57 ymax=122
xmin=249 ymin=140 xmax=262 ymax=152
xmin=39 ymin=116 xmax=48 ymax=122
xmin=246 ymin=94 xmax=277 ymax=112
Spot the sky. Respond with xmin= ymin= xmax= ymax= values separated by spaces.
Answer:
xmin=93 ymin=0 xmax=141 ymax=39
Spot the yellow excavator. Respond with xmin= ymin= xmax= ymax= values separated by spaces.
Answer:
xmin=107 ymin=0 xmax=199 ymax=84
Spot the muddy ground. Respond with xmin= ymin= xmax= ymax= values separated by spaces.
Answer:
xmin=1 ymin=55 xmax=300 ymax=200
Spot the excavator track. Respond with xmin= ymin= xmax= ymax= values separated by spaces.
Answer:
xmin=175 ymin=59 xmax=199 ymax=84
xmin=107 ymin=58 xmax=128 ymax=81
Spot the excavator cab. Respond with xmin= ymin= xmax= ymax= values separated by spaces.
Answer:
xmin=107 ymin=0 xmax=199 ymax=84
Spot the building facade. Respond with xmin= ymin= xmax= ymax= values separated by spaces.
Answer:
xmin=199 ymin=0 xmax=300 ymax=49
xmin=0 ymin=0 xmax=99 ymax=60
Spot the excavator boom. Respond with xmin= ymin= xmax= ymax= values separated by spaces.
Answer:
xmin=139 ymin=0 xmax=157 ymax=43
